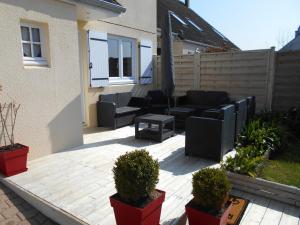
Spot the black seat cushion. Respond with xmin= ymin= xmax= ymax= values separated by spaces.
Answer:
xmin=100 ymin=94 xmax=116 ymax=103
xmin=116 ymin=106 xmax=140 ymax=117
xmin=204 ymin=91 xmax=230 ymax=107
xmin=147 ymin=90 xmax=167 ymax=104
xmin=184 ymin=90 xmax=230 ymax=108
xmin=117 ymin=92 xmax=132 ymax=107
xmin=180 ymin=105 xmax=211 ymax=111
xmin=186 ymin=91 xmax=206 ymax=105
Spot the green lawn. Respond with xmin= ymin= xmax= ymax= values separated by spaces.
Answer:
xmin=259 ymin=138 xmax=300 ymax=188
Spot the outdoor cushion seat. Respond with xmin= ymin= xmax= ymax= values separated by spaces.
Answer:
xmin=179 ymin=105 xmax=210 ymax=110
xmin=177 ymin=90 xmax=231 ymax=116
xmin=97 ymin=92 xmax=147 ymax=129
xmin=116 ymin=106 xmax=140 ymax=116
xmin=185 ymin=104 xmax=236 ymax=162
xmin=146 ymin=90 xmax=174 ymax=114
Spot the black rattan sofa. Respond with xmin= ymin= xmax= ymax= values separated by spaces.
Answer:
xmin=97 ymin=92 xmax=148 ymax=129
xmin=176 ymin=90 xmax=231 ymax=115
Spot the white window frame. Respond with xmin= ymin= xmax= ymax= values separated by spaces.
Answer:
xmin=21 ymin=23 xmax=47 ymax=66
xmin=108 ymin=35 xmax=136 ymax=84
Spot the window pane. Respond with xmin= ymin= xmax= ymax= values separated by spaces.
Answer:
xmin=108 ymin=39 xmax=119 ymax=77
xmin=21 ymin=26 xmax=30 ymax=41
xmin=32 ymin=28 xmax=40 ymax=42
xmin=122 ymin=41 xmax=132 ymax=77
xmin=33 ymin=44 xmax=42 ymax=57
xmin=22 ymin=43 xmax=32 ymax=57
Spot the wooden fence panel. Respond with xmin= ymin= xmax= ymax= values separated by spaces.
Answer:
xmin=156 ymin=49 xmax=275 ymax=112
xmin=199 ymin=50 xmax=274 ymax=111
xmin=273 ymin=51 xmax=300 ymax=111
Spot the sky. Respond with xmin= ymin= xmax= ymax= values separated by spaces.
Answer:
xmin=180 ymin=0 xmax=300 ymax=50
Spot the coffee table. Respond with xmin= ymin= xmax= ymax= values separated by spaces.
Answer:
xmin=135 ymin=114 xmax=175 ymax=142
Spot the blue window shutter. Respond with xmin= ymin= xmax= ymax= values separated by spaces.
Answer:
xmin=140 ymin=40 xmax=153 ymax=85
xmin=88 ymin=31 xmax=109 ymax=87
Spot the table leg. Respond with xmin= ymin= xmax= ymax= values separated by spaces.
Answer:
xmin=159 ymin=122 xmax=163 ymax=142
xmin=135 ymin=121 xmax=139 ymax=139
xmin=172 ymin=119 xmax=175 ymax=135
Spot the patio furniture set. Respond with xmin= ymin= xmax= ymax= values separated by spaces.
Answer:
xmin=97 ymin=90 xmax=256 ymax=161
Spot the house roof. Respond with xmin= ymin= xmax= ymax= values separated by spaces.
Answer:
xmin=70 ymin=0 xmax=126 ymax=13
xmin=279 ymin=27 xmax=300 ymax=52
xmin=101 ymin=0 xmax=122 ymax=7
xmin=157 ymin=0 xmax=239 ymax=50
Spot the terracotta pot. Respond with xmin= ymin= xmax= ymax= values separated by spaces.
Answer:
xmin=110 ymin=189 xmax=165 ymax=225
xmin=0 ymin=144 xmax=29 ymax=177
xmin=185 ymin=199 xmax=232 ymax=225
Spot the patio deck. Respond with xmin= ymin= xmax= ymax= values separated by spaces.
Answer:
xmin=0 ymin=125 xmax=299 ymax=225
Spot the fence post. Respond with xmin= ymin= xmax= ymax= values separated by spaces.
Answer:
xmin=193 ymin=54 xmax=201 ymax=89
xmin=265 ymin=47 xmax=276 ymax=111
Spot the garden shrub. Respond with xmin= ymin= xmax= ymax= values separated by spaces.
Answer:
xmin=237 ymin=119 xmax=285 ymax=154
xmin=113 ymin=149 xmax=159 ymax=205
xmin=221 ymin=145 xmax=264 ymax=177
xmin=224 ymin=113 xmax=287 ymax=177
xmin=192 ymin=168 xmax=231 ymax=211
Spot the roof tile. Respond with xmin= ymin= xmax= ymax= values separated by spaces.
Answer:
xmin=158 ymin=0 xmax=239 ymax=50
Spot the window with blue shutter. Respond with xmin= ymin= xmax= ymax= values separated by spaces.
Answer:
xmin=140 ymin=40 xmax=153 ymax=85
xmin=88 ymin=31 xmax=109 ymax=87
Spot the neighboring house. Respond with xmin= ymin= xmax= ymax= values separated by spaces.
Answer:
xmin=0 ymin=0 xmax=156 ymax=159
xmin=279 ymin=26 xmax=300 ymax=52
xmin=157 ymin=0 xmax=239 ymax=55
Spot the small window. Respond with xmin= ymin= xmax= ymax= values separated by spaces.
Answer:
xmin=21 ymin=23 xmax=47 ymax=66
xmin=170 ymin=12 xmax=187 ymax=25
xmin=108 ymin=38 xmax=119 ymax=77
xmin=187 ymin=19 xmax=203 ymax=32
xmin=108 ymin=35 xmax=136 ymax=83
xmin=122 ymin=41 xmax=133 ymax=77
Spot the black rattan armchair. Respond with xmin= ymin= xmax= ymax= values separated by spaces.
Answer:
xmin=185 ymin=104 xmax=236 ymax=162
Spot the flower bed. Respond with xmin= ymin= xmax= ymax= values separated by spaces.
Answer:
xmin=222 ymin=115 xmax=285 ymax=177
xmin=227 ymin=171 xmax=300 ymax=207
xmin=221 ymin=111 xmax=300 ymax=205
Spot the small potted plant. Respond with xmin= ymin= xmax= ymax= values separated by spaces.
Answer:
xmin=0 ymin=102 xmax=29 ymax=177
xmin=110 ymin=149 xmax=165 ymax=225
xmin=185 ymin=168 xmax=232 ymax=225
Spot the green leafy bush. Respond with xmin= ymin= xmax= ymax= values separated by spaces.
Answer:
xmin=113 ymin=149 xmax=159 ymax=205
xmin=192 ymin=168 xmax=231 ymax=211
xmin=237 ymin=119 xmax=285 ymax=155
xmin=223 ymin=111 xmax=291 ymax=177
xmin=221 ymin=145 xmax=264 ymax=177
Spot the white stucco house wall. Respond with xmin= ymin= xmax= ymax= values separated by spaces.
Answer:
xmin=0 ymin=0 xmax=157 ymax=159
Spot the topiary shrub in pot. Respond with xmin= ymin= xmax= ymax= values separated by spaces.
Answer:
xmin=110 ymin=149 xmax=165 ymax=225
xmin=185 ymin=168 xmax=232 ymax=225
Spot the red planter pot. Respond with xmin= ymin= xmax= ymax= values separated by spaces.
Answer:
xmin=110 ymin=189 xmax=165 ymax=225
xmin=185 ymin=200 xmax=232 ymax=225
xmin=0 ymin=144 xmax=29 ymax=177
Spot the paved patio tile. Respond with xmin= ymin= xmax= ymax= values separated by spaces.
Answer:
xmin=0 ymin=183 xmax=59 ymax=225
